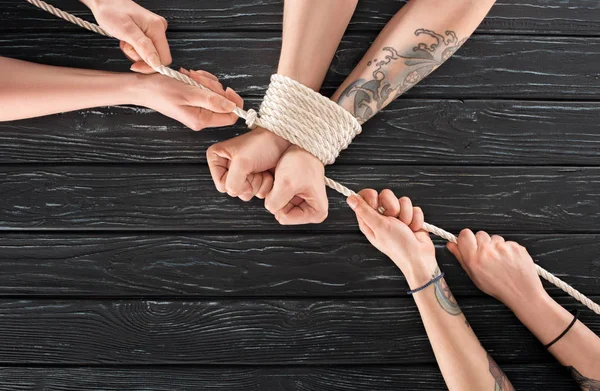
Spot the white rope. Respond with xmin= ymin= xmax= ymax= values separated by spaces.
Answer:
xmin=25 ymin=0 xmax=600 ymax=315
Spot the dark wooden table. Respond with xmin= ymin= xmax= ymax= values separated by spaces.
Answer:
xmin=1 ymin=0 xmax=600 ymax=389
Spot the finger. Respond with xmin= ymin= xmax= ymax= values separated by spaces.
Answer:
xmin=347 ymin=195 xmax=386 ymax=231
xmin=185 ymin=88 xmax=237 ymax=113
xmin=491 ymin=235 xmax=505 ymax=245
xmin=121 ymin=20 xmax=162 ymax=69
xmin=256 ymin=172 xmax=274 ymax=199
xmin=192 ymin=69 xmax=219 ymax=82
xmin=130 ymin=61 xmax=156 ymax=74
xmin=146 ymin=21 xmax=172 ymax=66
xmin=475 ymin=230 xmax=491 ymax=246
xmin=276 ymin=201 xmax=315 ymax=225
xmin=398 ymin=196 xmax=413 ymax=226
xmin=239 ymin=172 xmax=267 ymax=202
xmin=120 ymin=41 xmax=143 ymax=62
xmin=409 ymin=206 xmax=424 ymax=232
xmin=265 ymin=180 xmax=296 ymax=215
xmin=206 ymin=145 xmax=230 ymax=193
xmin=225 ymin=157 xmax=253 ymax=197
xmin=447 ymin=242 xmax=473 ymax=277
xmin=457 ymin=228 xmax=478 ymax=262
xmin=379 ymin=189 xmax=400 ymax=217
xmin=188 ymin=70 xmax=226 ymax=96
xmin=178 ymin=107 xmax=237 ymax=131
xmin=225 ymin=87 xmax=244 ymax=109
xmin=357 ymin=188 xmax=379 ymax=210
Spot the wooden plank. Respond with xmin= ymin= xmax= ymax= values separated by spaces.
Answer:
xmin=0 ymin=297 xmax=595 ymax=364
xmin=0 ymin=233 xmax=598 ymax=298
xmin=3 ymin=0 xmax=600 ymax=36
xmin=0 ymin=165 xmax=598 ymax=232
xmin=3 ymin=100 xmax=600 ymax=165
xmin=2 ymin=33 xmax=600 ymax=99
xmin=0 ymin=363 xmax=580 ymax=391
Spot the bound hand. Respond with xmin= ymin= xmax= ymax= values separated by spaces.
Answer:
xmin=134 ymin=68 xmax=241 ymax=130
xmin=347 ymin=190 xmax=437 ymax=286
xmin=82 ymin=0 xmax=171 ymax=73
xmin=447 ymin=230 xmax=546 ymax=308
xmin=265 ymin=146 xmax=328 ymax=225
xmin=206 ymin=128 xmax=291 ymax=201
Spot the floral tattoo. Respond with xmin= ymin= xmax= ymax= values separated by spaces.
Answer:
xmin=336 ymin=29 xmax=466 ymax=123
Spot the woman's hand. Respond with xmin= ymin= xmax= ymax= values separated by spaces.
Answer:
xmin=447 ymin=230 xmax=546 ymax=309
xmin=206 ymin=127 xmax=290 ymax=201
xmin=81 ymin=0 xmax=171 ymax=73
xmin=347 ymin=190 xmax=437 ymax=286
xmin=265 ymin=146 xmax=328 ymax=225
xmin=133 ymin=68 xmax=241 ymax=131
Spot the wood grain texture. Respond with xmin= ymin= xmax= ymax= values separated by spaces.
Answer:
xmin=0 ymin=297 xmax=596 ymax=364
xmin=2 ymin=33 xmax=600 ymax=99
xmin=3 ymin=100 xmax=600 ymax=165
xmin=3 ymin=0 xmax=600 ymax=36
xmin=0 ymin=165 xmax=598 ymax=232
xmin=0 ymin=233 xmax=598 ymax=298
xmin=0 ymin=363 xmax=580 ymax=391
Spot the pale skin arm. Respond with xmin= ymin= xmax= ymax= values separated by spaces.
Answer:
xmin=331 ymin=0 xmax=496 ymax=123
xmin=206 ymin=0 xmax=358 ymax=223
xmin=0 ymin=57 xmax=239 ymax=129
xmin=347 ymin=190 xmax=513 ymax=391
xmin=448 ymin=230 xmax=600 ymax=390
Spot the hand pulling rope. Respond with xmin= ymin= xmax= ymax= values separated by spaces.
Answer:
xmin=25 ymin=0 xmax=600 ymax=315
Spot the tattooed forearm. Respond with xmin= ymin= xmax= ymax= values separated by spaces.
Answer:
xmin=336 ymin=29 xmax=466 ymax=123
xmin=488 ymin=354 xmax=515 ymax=391
xmin=432 ymin=266 xmax=462 ymax=316
xmin=567 ymin=366 xmax=600 ymax=391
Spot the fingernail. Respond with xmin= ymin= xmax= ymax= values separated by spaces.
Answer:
xmin=347 ymin=196 xmax=358 ymax=210
xmin=147 ymin=53 xmax=161 ymax=68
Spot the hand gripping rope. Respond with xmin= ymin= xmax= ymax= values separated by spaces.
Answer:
xmin=25 ymin=0 xmax=600 ymax=314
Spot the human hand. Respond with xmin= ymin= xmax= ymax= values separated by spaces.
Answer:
xmin=447 ymin=230 xmax=546 ymax=309
xmin=206 ymin=127 xmax=291 ymax=201
xmin=347 ymin=190 xmax=437 ymax=285
xmin=264 ymin=146 xmax=328 ymax=225
xmin=133 ymin=68 xmax=241 ymax=130
xmin=81 ymin=0 xmax=171 ymax=73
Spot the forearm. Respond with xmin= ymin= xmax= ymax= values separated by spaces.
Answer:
xmin=277 ymin=0 xmax=357 ymax=91
xmin=0 ymin=57 xmax=139 ymax=121
xmin=331 ymin=0 xmax=495 ymax=123
xmin=408 ymin=265 xmax=513 ymax=391
xmin=511 ymin=293 xmax=600 ymax=388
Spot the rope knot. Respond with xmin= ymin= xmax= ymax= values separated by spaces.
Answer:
xmin=244 ymin=108 xmax=258 ymax=129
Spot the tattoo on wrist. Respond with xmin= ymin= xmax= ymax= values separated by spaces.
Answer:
xmin=432 ymin=266 xmax=462 ymax=316
xmin=567 ymin=366 xmax=600 ymax=391
xmin=488 ymin=354 xmax=515 ymax=391
xmin=336 ymin=29 xmax=466 ymax=123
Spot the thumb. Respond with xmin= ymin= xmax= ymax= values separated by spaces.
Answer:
xmin=123 ymin=22 xmax=161 ymax=69
xmin=446 ymin=242 xmax=462 ymax=262
xmin=347 ymin=195 xmax=384 ymax=232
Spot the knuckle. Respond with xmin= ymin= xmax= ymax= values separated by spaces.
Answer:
xmin=135 ymin=35 xmax=153 ymax=48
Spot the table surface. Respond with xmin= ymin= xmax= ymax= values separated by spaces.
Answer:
xmin=1 ymin=0 xmax=600 ymax=389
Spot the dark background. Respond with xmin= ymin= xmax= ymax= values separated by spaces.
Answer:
xmin=0 ymin=0 xmax=599 ymax=389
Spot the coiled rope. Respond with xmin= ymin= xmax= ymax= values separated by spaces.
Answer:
xmin=25 ymin=0 xmax=600 ymax=315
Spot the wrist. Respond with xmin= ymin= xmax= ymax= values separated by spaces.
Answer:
xmin=401 ymin=257 xmax=440 ymax=289
xmin=122 ymin=73 xmax=148 ymax=107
